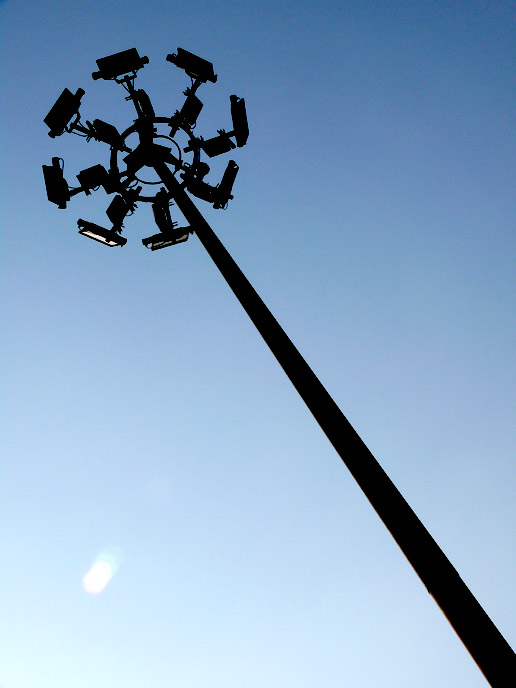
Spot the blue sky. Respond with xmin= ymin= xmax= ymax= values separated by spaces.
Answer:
xmin=1 ymin=1 xmax=515 ymax=687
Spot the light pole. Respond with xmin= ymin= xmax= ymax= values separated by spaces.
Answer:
xmin=42 ymin=47 xmax=515 ymax=686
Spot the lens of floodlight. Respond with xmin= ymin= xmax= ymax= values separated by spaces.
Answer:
xmin=142 ymin=228 xmax=189 ymax=251
xmin=77 ymin=219 xmax=127 ymax=247
xmin=213 ymin=160 xmax=238 ymax=209
xmin=166 ymin=48 xmax=217 ymax=83
xmin=90 ymin=119 xmax=128 ymax=151
xmin=230 ymin=95 xmax=249 ymax=147
xmin=44 ymin=88 xmax=85 ymax=137
xmin=42 ymin=157 xmax=69 ymax=209
xmin=201 ymin=132 xmax=235 ymax=158
xmin=106 ymin=195 xmax=130 ymax=228
xmin=92 ymin=48 xmax=149 ymax=80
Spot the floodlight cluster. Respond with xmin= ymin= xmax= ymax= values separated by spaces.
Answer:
xmin=42 ymin=47 xmax=249 ymax=249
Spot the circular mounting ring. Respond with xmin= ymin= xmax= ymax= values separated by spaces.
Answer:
xmin=110 ymin=117 xmax=201 ymax=203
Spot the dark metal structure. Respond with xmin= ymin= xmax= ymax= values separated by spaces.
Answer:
xmin=42 ymin=48 xmax=515 ymax=686
xmin=43 ymin=47 xmax=247 ymax=247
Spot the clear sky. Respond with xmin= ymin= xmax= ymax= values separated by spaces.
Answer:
xmin=1 ymin=1 xmax=515 ymax=687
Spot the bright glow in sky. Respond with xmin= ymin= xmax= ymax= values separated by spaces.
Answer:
xmin=83 ymin=562 xmax=113 ymax=595
xmin=82 ymin=547 xmax=122 ymax=594
xmin=1 ymin=1 xmax=515 ymax=688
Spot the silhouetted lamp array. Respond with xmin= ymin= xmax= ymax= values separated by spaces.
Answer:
xmin=42 ymin=47 xmax=248 ymax=249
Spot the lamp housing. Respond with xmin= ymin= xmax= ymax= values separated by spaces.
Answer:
xmin=44 ymin=88 xmax=85 ymax=137
xmin=230 ymin=95 xmax=249 ymax=147
xmin=172 ymin=92 xmax=203 ymax=132
xmin=183 ymin=177 xmax=215 ymax=202
xmin=76 ymin=164 xmax=115 ymax=195
xmin=166 ymin=48 xmax=217 ymax=83
xmin=133 ymin=89 xmax=155 ymax=119
xmin=92 ymin=48 xmax=149 ymax=80
xmin=77 ymin=219 xmax=127 ymax=246
xmin=142 ymin=228 xmax=190 ymax=250
xmin=201 ymin=132 xmax=235 ymax=158
xmin=213 ymin=160 xmax=238 ymax=209
xmin=106 ymin=195 xmax=130 ymax=228
xmin=152 ymin=205 xmax=172 ymax=234
xmin=42 ymin=157 xmax=69 ymax=208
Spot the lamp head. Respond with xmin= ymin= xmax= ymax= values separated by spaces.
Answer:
xmin=201 ymin=132 xmax=235 ymax=158
xmin=76 ymin=164 xmax=115 ymax=195
xmin=166 ymin=48 xmax=217 ymax=84
xmin=106 ymin=195 xmax=131 ymax=228
xmin=42 ymin=157 xmax=69 ymax=208
xmin=230 ymin=95 xmax=249 ymax=147
xmin=92 ymin=48 xmax=149 ymax=80
xmin=142 ymin=228 xmax=190 ymax=250
xmin=44 ymin=88 xmax=85 ymax=137
xmin=77 ymin=219 xmax=127 ymax=246
xmin=213 ymin=160 xmax=238 ymax=209
xmin=176 ymin=92 xmax=203 ymax=129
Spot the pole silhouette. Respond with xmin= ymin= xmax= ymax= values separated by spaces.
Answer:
xmin=154 ymin=160 xmax=516 ymax=688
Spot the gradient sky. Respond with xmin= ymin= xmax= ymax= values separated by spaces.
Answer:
xmin=1 ymin=1 xmax=515 ymax=687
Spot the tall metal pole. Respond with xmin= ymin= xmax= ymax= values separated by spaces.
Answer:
xmin=154 ymin=161 xmax=515 ymax=687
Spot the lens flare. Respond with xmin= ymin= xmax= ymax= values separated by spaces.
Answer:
xmin=83 ymin=561 xmax=112 ymax=594
xmin=82 ymin=546 xmax=122 ymax=594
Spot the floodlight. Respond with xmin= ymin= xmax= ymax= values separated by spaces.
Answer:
xmin=166 ymin=48 xmax=217 ymax=83
xmin=76 ymin=164 xmax=114 ymax=195
xmin=92 ymin=48 xmax=149 ymax=80
xmin=106 ymin=195 xmax=130 ymax=228
xmin=150 ymin=191 xmax=173 ymax=231
xmin=44 ymin=88 xmax=85 ymax=137
xmin=89 ymin=119 xmax=129 ymax=151
xmin=77 ymin=219 xmax=127 ymax=246
xmin=42 ymin=157 xmax=69 ymax=208
xmin=201 ymin=132 xmax=235 ymax=158
xmin=133 ymin=89 xmax=155 ymax=119
xmin=229 ymin=95 xmax=249 ymax=147
xmin=172 ymin=92 xmax=203 ymax=132
xmin=142 ymin=228 xmax=190 ymax=250
xmin=213 ymin=160 xmax=238 ymax=209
